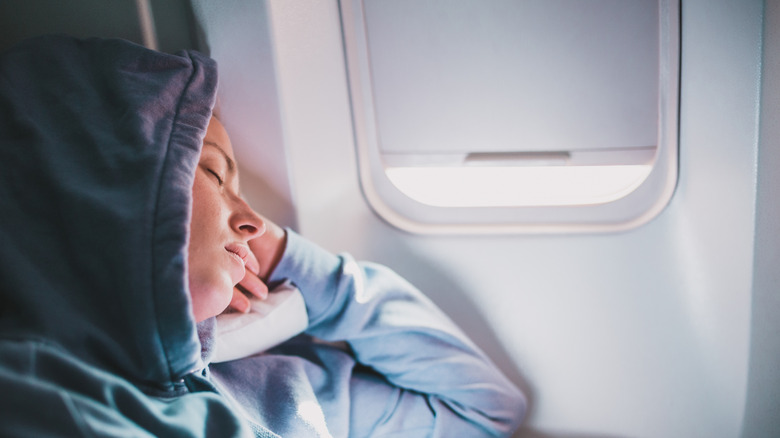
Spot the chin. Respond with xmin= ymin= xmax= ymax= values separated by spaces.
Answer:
xmin=212 ymin=288 xmax=234 ymax=316
xmin=190 ymin=282 xmax=234 ymax=322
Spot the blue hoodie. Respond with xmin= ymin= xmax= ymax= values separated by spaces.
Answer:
xmin=0 ymin=35 xmax=525 ymax=437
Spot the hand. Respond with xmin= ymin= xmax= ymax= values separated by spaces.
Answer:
xmin=226 ymin=216 xmax=287 ymax=314
xmin=228 ymin=249 xmax=269 ymax=313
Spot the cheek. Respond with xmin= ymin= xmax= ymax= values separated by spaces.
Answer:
xmin=189 ymin=176 xmax=213 ymax=237
xmin=187 ymin=175 xmax=233 ymax=321
xmin=188 ymin=175 xmax=227 ymax=251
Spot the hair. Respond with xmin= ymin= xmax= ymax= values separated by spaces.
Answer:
xmin=211 ymin=95 xmax=222 ymax=121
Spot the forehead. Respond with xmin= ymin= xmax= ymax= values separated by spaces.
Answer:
xmin=202 ymin=141 xmax=235 ymax=172
xmin=203 ymin=116 xmax=235 ymax=159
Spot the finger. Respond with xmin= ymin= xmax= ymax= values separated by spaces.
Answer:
xmin=238 ymin=271 xmax=269 ymax=300
xmin=227 ymin=287 xmax=250 ymax=313
xmin=245 ymin=248 xmax=260 ymax=276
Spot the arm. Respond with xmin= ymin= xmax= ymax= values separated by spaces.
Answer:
xmin=268 ymin=229 xmax=526 ymax=437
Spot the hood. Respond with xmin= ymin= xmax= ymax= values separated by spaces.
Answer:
xmin=0 ymin=35 xmax=217 ymax=390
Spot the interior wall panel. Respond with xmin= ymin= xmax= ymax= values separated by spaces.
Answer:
xmin=263 ymin=0 xmax=763 ymax=436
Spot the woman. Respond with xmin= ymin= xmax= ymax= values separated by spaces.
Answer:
xmin=0 ymin=35 xmax=525 ymax=437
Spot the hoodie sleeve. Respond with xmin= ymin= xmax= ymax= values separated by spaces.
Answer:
xmin=268 ymin=230 xmax=526 ymax=437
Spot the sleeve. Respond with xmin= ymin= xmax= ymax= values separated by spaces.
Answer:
xmin=268 ymin=230 xmax=527 ymax=437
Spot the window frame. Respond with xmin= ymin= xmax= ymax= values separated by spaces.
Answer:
xmin=339 ymin=0 xmax=680 ymax=234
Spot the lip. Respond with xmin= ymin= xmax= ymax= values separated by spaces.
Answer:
xmin=225 ymin=243 xmax=250 ymax=283
xmin=225 ymin=242 xmax=250 ymax=263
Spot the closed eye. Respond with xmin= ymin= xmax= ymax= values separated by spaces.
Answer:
xmin=207 ymin=169 xmax=224 ymax=186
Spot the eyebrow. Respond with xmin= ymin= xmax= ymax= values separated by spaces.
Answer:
xmin=203 ymin=141 xmax=235 ymax=173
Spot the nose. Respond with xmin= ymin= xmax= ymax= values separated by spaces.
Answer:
xmin=229 ymin=197 xmax=266 ymax=240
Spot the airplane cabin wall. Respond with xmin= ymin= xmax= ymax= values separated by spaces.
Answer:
xmin=1 ymin=1 xmax=777 ymax=437
xmin=741 ymin=1 xmax=780 ymax=436
xmin=244 ymin=1 xmax=766 ymax=437
xmin=0 ymin=0 xmax=196 ymax=54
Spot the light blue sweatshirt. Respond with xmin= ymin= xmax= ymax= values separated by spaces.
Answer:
xmin=206 ymin=229 xmax=527 ymax=437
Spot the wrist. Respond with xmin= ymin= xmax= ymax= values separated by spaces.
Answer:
xmin=253 ymin=222 xmax=287 ymax=281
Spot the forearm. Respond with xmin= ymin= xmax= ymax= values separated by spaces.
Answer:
xmin=269 ymin=230 xmax=526 ymax=436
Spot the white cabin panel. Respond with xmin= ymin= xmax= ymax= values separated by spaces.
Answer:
xmin=251 ymin=0 xmax=763 ymax=436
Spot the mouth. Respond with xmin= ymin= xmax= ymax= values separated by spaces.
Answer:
xmin=224 ymin=243 xmax=250 ymax=266
xmin=225 ymin=243 xmax=249 ymax=278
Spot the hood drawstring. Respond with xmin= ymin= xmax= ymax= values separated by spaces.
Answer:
xmin=182 ymin=368 xmax=218 ymax=394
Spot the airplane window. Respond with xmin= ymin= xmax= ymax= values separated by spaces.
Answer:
xmin=340 ymin=0 xmax=680 ymax=234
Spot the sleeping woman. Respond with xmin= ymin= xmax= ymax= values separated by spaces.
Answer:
xmin=0 ymin=35 xmax=526 ymax=437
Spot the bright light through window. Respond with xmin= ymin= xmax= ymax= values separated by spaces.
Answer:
xmin=385 ymin=165 xmax=654 ymax=207
xmin=341 ymin=0 xmax=679 ymax=232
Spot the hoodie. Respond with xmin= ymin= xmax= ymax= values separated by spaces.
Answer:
xmin=0 ymin=35 xmax=525 ymax=437
xmin=0 ymin=34 xmax=253 ymax=437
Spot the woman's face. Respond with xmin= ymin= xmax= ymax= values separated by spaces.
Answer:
xmin=188 ymin=116 xmax=265 ymax=322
